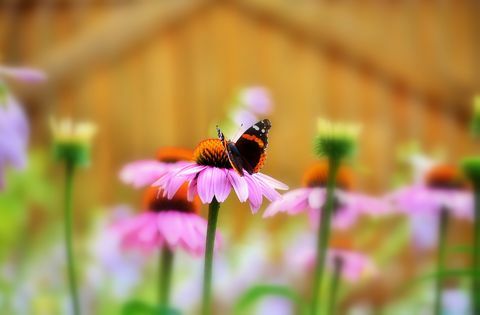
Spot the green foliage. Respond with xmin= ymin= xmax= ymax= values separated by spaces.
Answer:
xmin=53 ymin=142 xmax=92 ymax=167
xmin=314 ymin=135 xmax=357 ymax=161
xmin=0 ymin=150 xmax=57 ymax=260
xmin=462 ymin=157 xmax=480 ymax=185
xmin=122 ymin=301 xmax=181 ymax=315
xmin=233 ymin=284 xmax=308 ymax=315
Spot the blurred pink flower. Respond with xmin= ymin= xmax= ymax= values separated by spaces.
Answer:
xmin=240 ymin=86 xmax=272 ymax=115
xmin=154 ymin=139 xmax=288 ymax=213
xmin=286 ymin=234 xmax=376 ymax=283
xmin=120 ymin=147 xmax=193 ymax=188
xmin=263 ymin=162 xmax=387 ymax=229
xmin=388 ymin=164 xmax=473 ymax=220
xmin=88 ymin=205 xmax=145 ymax=298
xmin=232 ymin=109 xmax=258 ymax=133
xmin=0 ymin=95 xmax=29 ymax=189
xmin=0 ymin=66 xmax=46 ymax=83
xmin=113 ymin=186 xmax=220 ymax=256
xmin=324 ymin=249 xmax=377 ymax=283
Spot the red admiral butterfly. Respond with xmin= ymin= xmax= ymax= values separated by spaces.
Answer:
xmin=217 ymin=119 xmax=271 ymax=176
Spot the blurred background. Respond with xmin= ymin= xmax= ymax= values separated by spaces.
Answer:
xmin=1 ymin=0 xmax=480 ymax=314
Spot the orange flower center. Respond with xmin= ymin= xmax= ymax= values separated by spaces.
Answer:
xmin=425 ymin=164 xmax=466 ymax=190
xmin=330 ymin=234 xmax=355 ymax=250
xmin=142 ymin=185 xmax=200 ymax=214
xmin=156 ymin=147 xmax=193 ymax=163
xmin=193 ymin=139 xmax=232 ymax=169
xmin=302 ymin=161 xmax=354 ymax=190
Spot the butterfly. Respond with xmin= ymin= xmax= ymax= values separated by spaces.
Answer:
xmin=217 ymin=119 xmax=271 ymax=176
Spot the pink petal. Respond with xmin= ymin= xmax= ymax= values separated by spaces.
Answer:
xmin=255 ymin=173 xmax=289 ymax=190
xmin=263 ymin=188 xmax=310 ymax=218
xmin=198 ymin=168 xmax=216 ymax=203
xmin=119 ymin=160 xmax=166 ymax=188
xmin=212 ymin=168 xmax=231 ymax=202
xmin=307 ymin=188 xmax=327 ymax=210
xmin=245 ymin=174 xmax=263 ymax=213
xmin=187 ymin=180 xmax=198 ymax=201
xmin=226 ymin=170 xmax=248 ymax=202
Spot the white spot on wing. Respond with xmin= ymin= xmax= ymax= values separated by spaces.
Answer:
xmin=253 ymin=125 xmax=260 ymax=131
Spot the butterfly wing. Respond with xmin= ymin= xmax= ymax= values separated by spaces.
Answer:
xmin=234 ymin=119 xmax=271 ymax=174
xmin=225 ymin=141 xmax=252 ymax=176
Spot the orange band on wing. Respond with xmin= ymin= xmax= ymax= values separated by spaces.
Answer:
xmin=241 ymin=134 xmax=265 ymax=148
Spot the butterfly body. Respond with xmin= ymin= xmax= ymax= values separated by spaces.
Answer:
xmin=217 ymin=119 xmax=271 ymax=176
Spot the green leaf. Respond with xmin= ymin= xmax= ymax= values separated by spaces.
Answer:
xmin=447 ymin=245 xmax=473 ymax=254
xmin=402 ymin=268 xmax=478 ymax=292
xmin=233 ymin=284 xmax=308 ymax=315
xmin=121 ymin=301 xmax=181 ymax=315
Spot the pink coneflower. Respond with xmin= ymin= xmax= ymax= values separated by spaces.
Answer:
xmin=388 ymin=164 xmax=472 ymax=219
xmin=389 ymin=164 xmax=472 ymax=315
xmin=154 ymin=138 xmax=288 ymax=212
xmin=155 ymin=121 xmax=286 ymax=315
xmin=240 ymin=86 xmax=272 ymax=116
xmin=263 ymin=161 xmax=387 ymax=229
xmin=114 ymin=185 xmax=218 ymax=256
xmin=120 ymin=147 xmax=193 ymax=188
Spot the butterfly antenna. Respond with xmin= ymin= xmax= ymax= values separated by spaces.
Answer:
xmin=216 ymin=125 xmax=224 ymax=141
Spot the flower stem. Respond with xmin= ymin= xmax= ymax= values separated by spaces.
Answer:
xmin=327 ymin=256 xmax=343 ymax=315
xmin=433 ymin=208 xmax=449 ymax=315
xmin=472 ymin=186 xmax=480 ymax=314
xmin=63 ymin=161 xmax=80 ymax=315
xmin=159 ymin=247 xmax=174 ymax=308
xmin=202 ymin=198 xmax=220 ymax=315
xmin=311 ymin=157 xmax=340 ymax=315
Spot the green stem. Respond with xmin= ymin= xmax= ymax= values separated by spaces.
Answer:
xmin=327 ymin=256 xmax=343 ymax=315
xmin=473 ymin=186 xmax=480 ymax=314
xmin=159 ymin=247 xmax=174 ymax=307
xmin=64 ymin=161 xmax=80 ymax=315
xmin=433 ymin=208 xmax=449 ymax=315
xmin=201 ymin=199 xmax=220 ymax=315
xmin=311 ymin=157 xmax=340 ymax=315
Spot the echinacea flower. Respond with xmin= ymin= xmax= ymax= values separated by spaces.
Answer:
xmin=315 ymin=118 xmax=361 ymax=161
xmin=322 ymin=249 xmax=377 ymax=283
xmin=0 ymin=66 xmax=46 ymax=83
xmin=87 ymin=206 xmax=145 ymax=299
xmin=51 ymin=118 xmax=97 ymax=167
xmin=388 ymin=164 xmax=472 ymax=220
xmin=51 ymin=118 xmax=96 ymax=315
xmin=154 ymin=138 xmax=288 ymax=212
xmin=240 ymin=87 xmax=272 ymax=116
xmin=389 ymin=163 xmax=472 ymax=315
xmin=120 ymin=147 xmax=193 ymax=188
xmin=264 ymin=161 xmax=387 ymax=229
xmin=0 ymin=94 xmax=28 ymax=189
xmin=0 ymin=66 xmax=45 ymax=190
xmin=114 ymin=185 xmax=219 ymax=256
xmin=154 ymin=121 xmax=286 ymax=315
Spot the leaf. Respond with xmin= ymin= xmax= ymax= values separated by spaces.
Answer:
xmin=447 ymin=245 xmax=473 ymax=254
xmin=402 ymin=268 xmax=478 ymax=293
xmin=233 ymin=284 xmax=308 ymax=315
xmin=122 ymin=301 xmax=182 ymax=315
xmin=122 ymin=301 xmax=153 ymax=315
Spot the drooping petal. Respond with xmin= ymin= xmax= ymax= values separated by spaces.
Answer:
xmin=263 ymin=188 xmax=311 ymax=218
xmin=227 ymin=169 xmax=249 ymax=202
xmin=212 ymin=167 xmax=231 ymax=202
xmin=119 ymin=160 xmax=167 ymax=188
xmin=307 ymin=188 xmax=327 ymax=210
xmin=255 ymin=172 xmax=289 ymax=190
xmin=245 ymin=174 xmax=263 ymax=213
xmin=197 ymin=167 xmax=215 ymax=203
xmin=187 ymin=179 xmax=198 ymax=201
